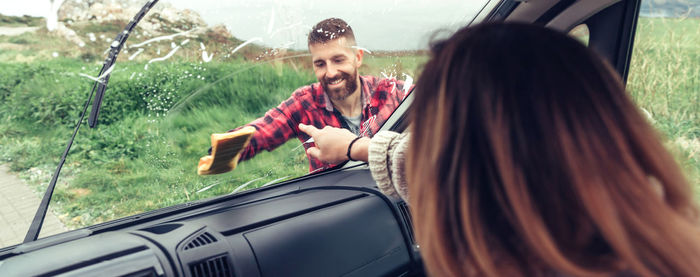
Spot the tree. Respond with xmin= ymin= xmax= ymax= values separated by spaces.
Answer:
xmin=47 ymin=0 xmax=65 ymax=31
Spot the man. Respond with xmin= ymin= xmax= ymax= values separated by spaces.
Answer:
xmin=217 ymin=18 xmax=410 ymax=172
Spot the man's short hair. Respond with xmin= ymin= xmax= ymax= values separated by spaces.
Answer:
xmin=308 ymin=18 xmax=355 ymax=46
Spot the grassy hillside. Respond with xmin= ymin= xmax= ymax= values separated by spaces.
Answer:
xmin=0 ymin=52 xmax=423 ymax=227
xmin=0 ymin=60 xmax=316 ymax=226
xmin=0 ymin=18 xmax=265 ymax=63
xmin=627 ymin=17 xmax=700 ymax=197
xmin=0 ymin=14 xmax=43 ymax=27
xmin=0 ymin=17 xmax=697 ymax=228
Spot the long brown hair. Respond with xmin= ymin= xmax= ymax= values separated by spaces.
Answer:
xmin=407 ymin=22 xmax=700 ymax=276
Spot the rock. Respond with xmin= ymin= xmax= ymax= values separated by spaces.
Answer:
xmin=58 ymin=0 xmax=90 ymax=22
xmin=196 ymin=24 xmax=235 ymax=44
xmin=59 ymin=0 xmax=207 ymax=27
xmin=57 ymin=0 xmax=211 ymax=37
xmin=55 ymin=22 xmax=86 ymax=46
xmin=54 ymin=0 xmax=237 ymax=48
xmin=178 ymin=9 xmax=207 ymax=28
xmin=209 ymin=24 xmax=232 ymax=39
xmin=87 ymin=2 xmax=107 ymax=20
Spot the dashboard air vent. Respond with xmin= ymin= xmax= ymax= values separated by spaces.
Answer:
xmin=397 ymin=201 xmax=415 ymax=244
xmin=190 ymin=255 xmax=233 ymax=277
xmin=183 ymin=232 xmax=218 ymax=250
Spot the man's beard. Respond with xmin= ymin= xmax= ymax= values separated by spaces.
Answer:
xmin=321 ymin=70 xmax=358 ymax=102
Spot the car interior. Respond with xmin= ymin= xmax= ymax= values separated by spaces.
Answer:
xmin=0 ymin=0 xmax=641 ymax=276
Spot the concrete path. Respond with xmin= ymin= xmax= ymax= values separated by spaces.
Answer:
xmin=0 ymin=164 xmax=67 ymax=248
xmin=0 ymin=26 xmax=39 ymax=36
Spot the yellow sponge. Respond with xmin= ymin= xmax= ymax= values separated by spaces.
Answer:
xmin=198 ymin=126 xmax=256 ymax=175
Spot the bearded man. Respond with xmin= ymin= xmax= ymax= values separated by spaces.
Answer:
xmin=214 ymin=18 xmax=410 ymax=172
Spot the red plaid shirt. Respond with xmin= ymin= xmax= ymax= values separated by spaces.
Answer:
xmin=232 ymin=75 xmax=410 ymax=172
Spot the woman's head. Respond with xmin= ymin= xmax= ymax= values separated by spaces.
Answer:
xmin=408 ymin=22 xmax=700 ymax=276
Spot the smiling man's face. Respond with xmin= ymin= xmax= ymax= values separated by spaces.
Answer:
xmin=310 ymin=37 xmax=363 ymax=102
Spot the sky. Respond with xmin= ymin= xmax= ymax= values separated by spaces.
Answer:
xmin=1 ymin=0 xmax=51 ymax=17
xmin=0 ymin=0 xmax=489 ymax=50
xmin=160 ymin=0 xmax=489 ymax=50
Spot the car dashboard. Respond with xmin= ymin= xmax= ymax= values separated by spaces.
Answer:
xmin=0 ymin=167 xmax=420 ymax=277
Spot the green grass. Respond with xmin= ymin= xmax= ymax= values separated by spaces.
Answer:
xmin=0 ymin=14 xmax=43 ymax=27
xmin=361 ymin=53 xmax=428 ymax=78
xmin=627 ymin=17 xmax=700 ymax=195
xmin=0 ymin=16 xmax=697 ymax=229
xmin=0 ymin=53 xmax=425 ymax=227
xmin=0 ymin=60 xmax=317 ymax=227
xmin=0 ymin=29 xmax=81 ymax=62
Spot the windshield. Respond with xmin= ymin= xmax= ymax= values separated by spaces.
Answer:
xmin=0 ymin=0 xmax=489 ymax=240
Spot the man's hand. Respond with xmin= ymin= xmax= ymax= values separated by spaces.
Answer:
xmin=299 ymin=124 xmax=369 ymax=163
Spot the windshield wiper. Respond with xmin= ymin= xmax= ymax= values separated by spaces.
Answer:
xmin=23 ymin=0 xmax=161 ymax=243
xmin=89 ymin=0 xmax=160 ymax=127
